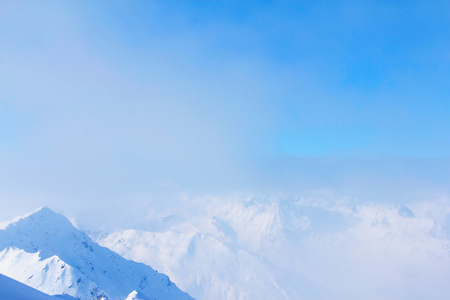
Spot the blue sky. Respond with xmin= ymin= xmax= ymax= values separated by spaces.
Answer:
xmin=1 ymin=0 xmax=450 ymax=226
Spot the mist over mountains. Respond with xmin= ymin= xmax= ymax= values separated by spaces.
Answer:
xmin=1 ymin=196 xmax=449 ymax=300
xmin=92 ymin=196 xmax=450 ymax=300
xmin=2 ymin=1 xmax=450 ymax=299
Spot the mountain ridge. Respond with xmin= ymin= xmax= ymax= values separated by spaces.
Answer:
xmin=0 ymin=207 xmax=193 ymax=300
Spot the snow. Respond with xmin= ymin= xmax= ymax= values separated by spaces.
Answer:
xmin=1 ymin=198 xmax=450 ymax=300
xmin=0 ymin=247 xmax=102 ymax=298
xmin=0 ymin=273 xmax=67 ymax=300
xmin=93 ymin=197 xmax=450 ymax=300
xmin=125 ymin=290 xmax=150 ymax=300
xmin=0 ymin=207 xmax=193 ymax=300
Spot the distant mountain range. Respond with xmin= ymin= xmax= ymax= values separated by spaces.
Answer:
xmin=1 ymin=197 xmax=450 ymax=300
xmin=92 ymin=197 xmax=450 ymax=300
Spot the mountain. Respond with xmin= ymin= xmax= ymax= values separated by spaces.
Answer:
xmin=2 ymin=199 xmax=449 ymax=300
xmin=0 ymin=207 xmax=193 ymax=300
xmin=93 ymin=197 xmax=450 ymax=300
xmin=92 ymin=198 xmax=328 ymax=299
xmin=0 ymin=273 xmax=78 ymax=300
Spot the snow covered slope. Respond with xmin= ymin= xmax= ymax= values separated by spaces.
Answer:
xmin=0 ymin=207 xmax=193 ymax=300
xmin=0 ymin=273 xmax=77 ymax=300
xmin=125 ymin=290 xmax=150 ymax=300
xmin=93 ymin=196 xmax=450 ymax=300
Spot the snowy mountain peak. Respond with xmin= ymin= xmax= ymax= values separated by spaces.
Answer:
xmin=24 ymin=206 xmax=71 ymax=223
xmin=32 ymin=205 xmax=53 ymax=214
xmin=0 ymin=207 xmax=83 ymax=259
xmin=32 ymin=206 xmax=67 ymax=219
xmin=2 ymin=206 xmax=73 ymax=233
xmin=0 ymin=207 xmax=194 ymax=300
